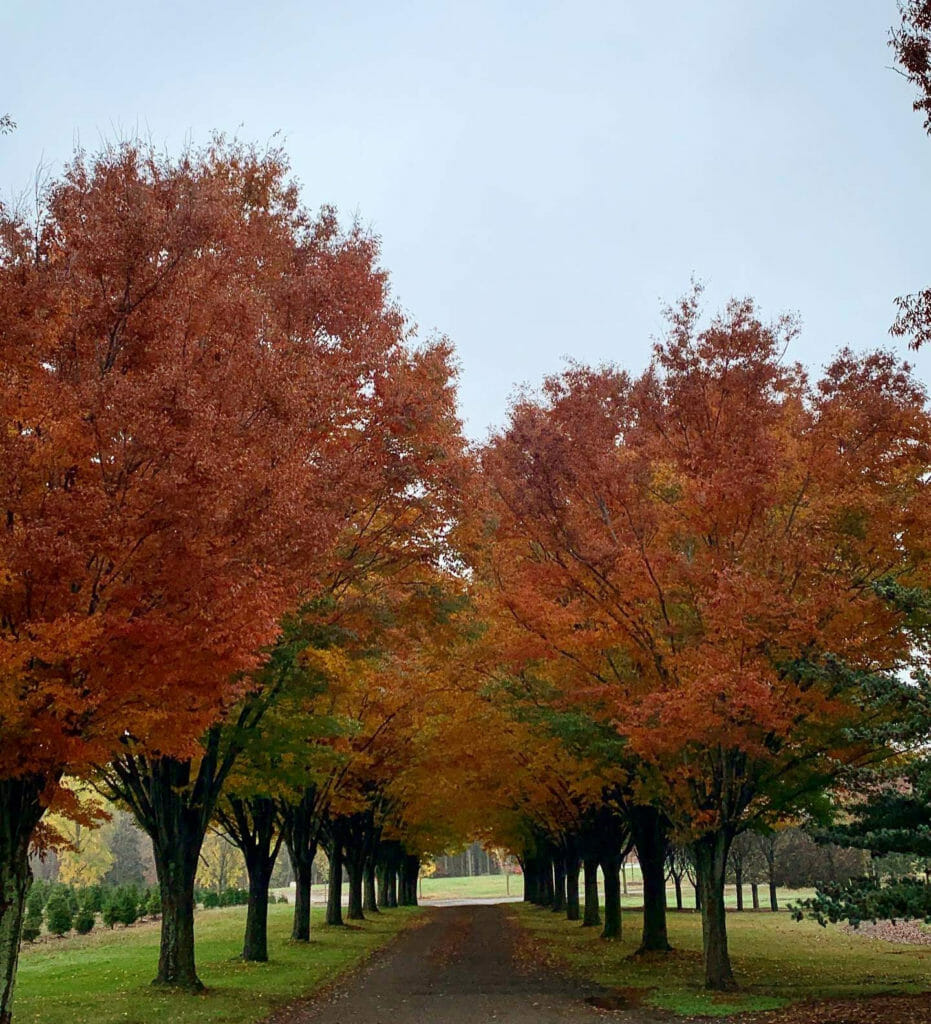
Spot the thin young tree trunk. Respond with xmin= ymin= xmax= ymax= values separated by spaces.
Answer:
xmin=674 ymin=874 xmax=683 ymax=910
xmin=735 ymin=866 xmax=744 ymax=912
xmin=693 ymin=832 xmax=737 ymax=991
xmin=0 ymin=776 xmax=46 ymax=1024
xmin=750 ymin=882 xmax=760 ymax=910
xmin=600 ymin=853 xmax=622 ymax=940
xmin=582 ymin=857 xmax=601 ymax=927
xmin=630 ymin=805 xmax=671 ymax=953
xmin=769 ymin=879 xmax=778 ymax=912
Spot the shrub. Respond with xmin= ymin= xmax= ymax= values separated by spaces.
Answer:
xmin=21 ymin=894 xmax=43 ymax=943
xmin=44 ymin=891 xmax=73 ymax=936
xmin=201 ymin=891 xmax=220 ymax=909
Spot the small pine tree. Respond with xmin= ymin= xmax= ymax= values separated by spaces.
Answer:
xmin=113 ymin=888 xmax=138 ymax=926
xmin=21 ymin=888 xmax=44 ymax=942
xmin=144 ymin=889 xmax=161 ymax=916
xmin=44 ymin=891 xmax=73 ymax=936
xmin=101 ymin=895 xmax=119 ymax=929
xmin=73 ymin=904 xmax=95 ymax=935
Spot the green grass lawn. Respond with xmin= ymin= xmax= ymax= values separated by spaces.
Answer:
xmin=14 ymin=903 xmax=420 ymax=1024
xmin=513 ymin=901 xmax=931 ymax=1018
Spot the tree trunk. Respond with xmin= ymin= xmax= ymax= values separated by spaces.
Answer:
xmin=630 ymin=805 xmax=671 ymax=953
xmin=693 ymin=833 xmax=737 ymax=991
xmin=582 ymin=857 xmax=601 ymax=927
xmin=673 ymin=874 xmax=683 ymax=910
xmin=735 ymin=866 xmax=743 ymax=912
xmin=363 ymin=856 xmax=379 ymax=914
xmin=400 ymin=855 xmax=419 ymax=906
xmin=0 ymin=776 xmax=45 ymax=1024
xmin=751 ymin=882 xmax=760 ymax=910
xmin=694 ymin=880 xmax=702 ymax=912
xmin=600 ymin=853 xmax=622 ymax=940
xmin=769 ymin=879 xmax=778 ymax=912
xmin=243 ymin=860 xmax=273 ymax=961
xmin=376 ymin=861 xmax=389 ymax=908
xmin=152 ymin=840 xmax=202 ymax=989
xmin=551 ymin=854 xmax=566 ymax=914
xmin=539 ymin=855 xmax=555 ymax=907
xmin=565 ymin=852 xmax=581 ymax=922
xmin=281 ymin=788 xmax=322 ymax=942
xmin=386 ymin=862 xmax=398 ymax=908
xmin=325 ymin=835 xmax=343 ymax=926
xmin=218 ymin=795 xmax=283 ymax=962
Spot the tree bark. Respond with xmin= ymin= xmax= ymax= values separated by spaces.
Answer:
xmin=582 ymin=857 xmax=601 ymax=927
xmin=693 ymin=832 xmax=737 ymax=991
xmin=750 ymin=882 xmax=760 ymax=910
xmin=630 ymin=805 xmax=671 ymax=953
xmin=600 ymin=853 xmax=622 ymax=940
xmin=672 ymin=873 xmax=683 ymax=910
xmin=0 ymin=776 xmax=46 ymax=1024
xmin=735 ymin=865 xmax=744 ymax=912
xmin=769 ymin=879 xmax=778 ymax=912
xmin=152 ymin=837 xmax=202 ymax=989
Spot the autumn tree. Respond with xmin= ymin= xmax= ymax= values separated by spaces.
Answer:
xmin=890 ymin=2 xmax=931 ymax=347
xmin=480 ymin=291 xmax=931 ymax=989
xmin=0 ymin=135 xmax=429 ymax=1009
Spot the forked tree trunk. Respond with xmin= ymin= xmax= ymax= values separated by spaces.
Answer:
xmin=565 ymin=851 xmax=581 ymax=921
xmin=0 ymin=776 xmax=46 ymax=1024
xmin=693 ymin=832 xmax=737 ymax=991
xmin=582 ymin=857 xmax=601 ymax=927
xmin=630 ymin=805 xmax=671 ymax=953
xmin=282 ymin=789 xmax=322 ymax=942
xmin=600 ymin=853 xmax=622 ymax=940
xmin=219 ymin=795 xmax=283 ymax=962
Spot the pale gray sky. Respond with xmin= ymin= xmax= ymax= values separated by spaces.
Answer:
xmin=3 ymin=1 xmax=930 ymax=437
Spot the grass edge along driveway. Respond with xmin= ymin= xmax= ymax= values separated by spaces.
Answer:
xmin=510 ymin=902 xmax=931 ymax=1018
xmin=14 ymin=903 xmax=422 ymax=1024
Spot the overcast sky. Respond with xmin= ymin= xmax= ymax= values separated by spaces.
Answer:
xmin=4 ymin=1 xmax=930 ymax=437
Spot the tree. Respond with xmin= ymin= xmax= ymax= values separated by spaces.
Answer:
xmin=0 ymin=134 xmax=423 ymax=1009
xmin=480 ymin=290 xmax=931 ymax=988
xmin=890 ymin=3 xmax=931 ymax=347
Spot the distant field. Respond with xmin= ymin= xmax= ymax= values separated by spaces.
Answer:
xmin=413 ymin=870 xmax=812 ymax=909
xmin=15 ymin=904 xmax=420 ymax=1024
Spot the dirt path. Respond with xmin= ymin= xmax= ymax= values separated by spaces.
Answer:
xmin=271 ymin=903 xmax=656 ymax=1024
